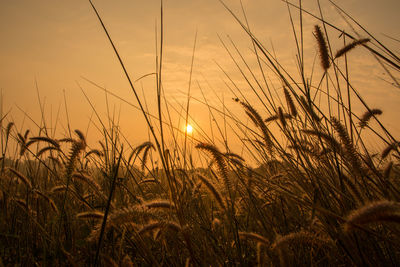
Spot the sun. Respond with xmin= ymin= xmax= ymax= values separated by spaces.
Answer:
xmin=186 ymin=124 xmax=193 ymax=134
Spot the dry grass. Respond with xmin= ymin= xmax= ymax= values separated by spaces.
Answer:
xmin=0 ymin=1 xmax=399 ymax=266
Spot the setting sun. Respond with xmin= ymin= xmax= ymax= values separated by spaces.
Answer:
xmin=186 ymin=124 xmax=193 ymax=134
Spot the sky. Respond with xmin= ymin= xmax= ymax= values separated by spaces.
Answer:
xmin=1 ymin=0 xmax=399 ymax=159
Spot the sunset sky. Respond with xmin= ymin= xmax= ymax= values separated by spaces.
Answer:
xmin=1 ymin=0 xmax=399 ymax=156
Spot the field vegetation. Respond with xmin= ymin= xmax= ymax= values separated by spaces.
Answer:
xmin=0 ymin=0 xmax=399 ymax=266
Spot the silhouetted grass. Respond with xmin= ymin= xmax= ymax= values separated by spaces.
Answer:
xmin=0 ymin=0 xmax=399 ymax=266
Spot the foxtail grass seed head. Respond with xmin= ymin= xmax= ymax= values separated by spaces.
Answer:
xmin=36 ymin=146 xmax=61 ymax=157
xmin=265 ymin=115 xmax=278 ymax=123
xmin=74 ymin=129 xmax=86 ymax=145
xmin=240 ymin=101 xmax=273 ymax=153
xmin=50 ymin=185 xmax=67 ymax=194
xmin=17 ymin=133 xmax=25 ymax=144
xmin=85 ymin=149 xmax=104 ymax=158
xmin=133 ymin=141 xmax=155 ymax=170
xmin=335 ymin=38 xmax=370 ymax=58
xmin=72 ymin=172 xmax=102 ymax=192
xmin=143 ymin=199 xmax=173 ymax=209
xmin=331 ymin=117 xmax=364 ymax=175
xmin=196 ymin=143 xmax=229 ymax=190
xmin=314 ymin=25 xmax=330 ymax=70
xmin=381 ymin=142 xmax=399 ymax=159
xmin=271 ymin=231 xmax=332 ymax=250
xmin=33 ymin=189 xmax=58 ymax=213
xmin=6 ymin=122 xmax=14 ymax=138
xmin=299 ymin=96 xmax=321 ymax=122
xmin=359 ymin=109 xmax=382 ymax=128
xmin=76 ymin=211 xmax=104 ymax=220
xmin=278 ymin=107 xmax=287 ymax=128
xmin=283 ymin=87 xmax=297 ymax=117
xmin=7 ymin=167 xmax=32 ymax=189
xmin=301 ymin=129 xmax=341 ymax=152
xmin=30 ymin=136 xmax=60 ymax=148
xmin=197 ymin=173 xmax=225 ymax=210
xmin=344 ymin=200 xmax=400 ymax=232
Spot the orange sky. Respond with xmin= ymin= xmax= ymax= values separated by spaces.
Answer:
xmin=1 ymin=0 xmax=399 ymax=159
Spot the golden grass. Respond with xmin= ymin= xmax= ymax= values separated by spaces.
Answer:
xmin=0 ymin=1 xmax=399 ymax=265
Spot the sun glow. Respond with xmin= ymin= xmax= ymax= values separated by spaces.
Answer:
xmin=186 ymin=124 xmax=193 ymax=134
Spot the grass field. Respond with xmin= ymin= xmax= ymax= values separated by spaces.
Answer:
xmin=1 ymin=1 xmax=399 ymax=266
